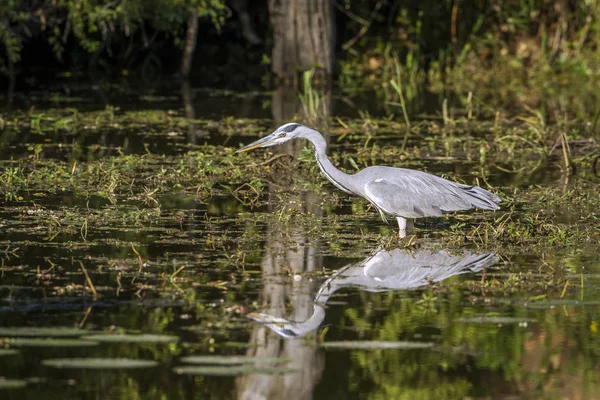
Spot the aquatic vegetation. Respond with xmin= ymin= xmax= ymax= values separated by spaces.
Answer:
xmin=0 ymin=101 xmax=598 ymax=399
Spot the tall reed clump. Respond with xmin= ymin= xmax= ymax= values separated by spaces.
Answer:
xmin=388 ymin=59 xmax=412 ymax=129
xmin=298 ymin=69 xmax=328 ymax=125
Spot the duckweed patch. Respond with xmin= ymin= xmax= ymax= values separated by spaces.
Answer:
xmin=83 ymin=334 xmax=179 ymax=343
xmin=0 ymin=327 xmax=87 ymax=338
xmin=180 ymin=355 xmax=290 ymax=365
xmin=320 ymin=341 xmax=435 ymax=350
xmin=172 ymin=365 xmax=296 ymax=376
xmin=42 ymin=358 xmax=159 ymax=369
xmin=7 ymin=338 xmax=100 ymax=348
xmin=0 ymin=379 xmax=27 ymax=389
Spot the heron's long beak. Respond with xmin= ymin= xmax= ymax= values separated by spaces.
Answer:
xmin=235 ymin=134 xmax=276 ymax=153
xmin=246 ymin=312 xmax=299 ymax=338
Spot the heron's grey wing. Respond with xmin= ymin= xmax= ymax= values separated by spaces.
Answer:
xmin=363 ymin=176 xmax=472 ymax=218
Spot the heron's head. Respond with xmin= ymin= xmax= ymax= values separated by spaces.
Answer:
xmin=235 ymin=123 xmax=307 ymax=153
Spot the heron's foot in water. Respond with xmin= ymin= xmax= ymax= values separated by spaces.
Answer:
xmin=397 ymin=217 xmax=415 ymax=237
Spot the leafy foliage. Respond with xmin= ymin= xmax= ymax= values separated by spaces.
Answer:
xmin=0 ymin=0 xmax=225 ymax=76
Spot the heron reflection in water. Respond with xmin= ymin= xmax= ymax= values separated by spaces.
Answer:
xmin=248 ymin=248 xmax=498 ymax=338
xmin=237 ymin=123 xmax=501 ymax=237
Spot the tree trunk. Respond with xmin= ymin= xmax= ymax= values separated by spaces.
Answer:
xmin=181 ymin=9 xmax=198 ymax=78
xmin=268 ymin=0 xmax=335 ymax=82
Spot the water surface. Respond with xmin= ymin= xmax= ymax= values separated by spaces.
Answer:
xmin=1 ymin=87 xmax=599 ymax=399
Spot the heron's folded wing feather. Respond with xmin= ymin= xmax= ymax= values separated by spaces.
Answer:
xmin=363 ymin=177 xmax=472 ymax=218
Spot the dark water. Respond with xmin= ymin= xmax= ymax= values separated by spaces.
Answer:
xmin=1 ymin=88 xmax=599 ymax=399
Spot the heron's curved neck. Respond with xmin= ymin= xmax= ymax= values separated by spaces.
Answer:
xmin=287 ymin=270 xmax=342 ymax=337
xmin=302 ymin=130 xmax=355 ymax=194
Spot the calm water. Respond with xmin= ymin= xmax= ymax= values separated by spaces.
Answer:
xmin=1 ymin=88 xmax=599 ymax=400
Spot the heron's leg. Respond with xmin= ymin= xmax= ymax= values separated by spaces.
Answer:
xmin=396 ymin=217 xmax=414 ymax=238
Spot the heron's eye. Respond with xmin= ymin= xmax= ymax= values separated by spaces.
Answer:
xmin=277 ymin=132 xmax=287 ymax=138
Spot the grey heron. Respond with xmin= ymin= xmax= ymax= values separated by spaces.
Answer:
xmin=237 ymin=123 xmax=501 ymax=236
xmin=249 ymin=247 xmax=499 ymax=338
